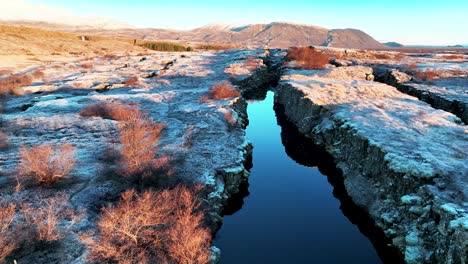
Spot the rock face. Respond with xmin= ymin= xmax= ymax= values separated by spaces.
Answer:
xmin=276 ymin=66 xmax=468 ymax=263
xmin=374 ymin=68 xmax=468 ymax=124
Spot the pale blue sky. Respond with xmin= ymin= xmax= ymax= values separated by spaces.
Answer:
xmin=27 ymin=0 xmax=468 ymax=45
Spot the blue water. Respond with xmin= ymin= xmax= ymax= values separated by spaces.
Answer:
xmin=215 ymin=92 xmax=382 ymax=264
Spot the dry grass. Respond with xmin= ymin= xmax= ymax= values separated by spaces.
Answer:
xmin=83 ymin=185 xmax=210 ymax=264
xmin=18 ymin=144 xmax=75 ymax=187
xmin=210 ymin=82 xmax=240 ymax=100
xmin=287 ymin=47 xmax=329 ymax=70
xmin=0 ymin=203 xmax=17 ymax=261
xmin=21 ymin=193 xmax=80 ymax=242
xmin=80 ymin=102 xmax=140 ymax=121
xmin=123 ymin=76 xmax=140 ymax=86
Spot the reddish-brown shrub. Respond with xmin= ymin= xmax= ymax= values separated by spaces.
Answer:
xmin=123 ymin=76 xmax=140 ymax=86
xmin=0 ymin=203 xmax=17 ymax=261
xmin=210 ymin=82 xmax=240 ymax=100
xmin=245 ymin=56 xmax=258 ymax=70
xmin=441 ymin=54 xmax=463 ymax=60
xmin=18 ymin=143 xmax=75 ymax=187
xmin=21 ymin=193 xmax=80 ymax=242
xmin=0 ymin=131 xmax=9 ymax=150
xmin=31 ymin=69 xmax=45 ymax=79
xmin=80 ymin=63 xmax=93 ymax=70
xmin=83 ymin=185 xmax=210 ymax=264
xmin=119 ymin=116 xmax=165 ymax=176
xmin=0 ymin=74 xmax=32 ymax=97
xmin=80 ymin=102 xmax=140 ymax=121
xmin=224 ymin=110 xmax=236 ymax=126
xmin=374 ymin=53 xmax=392 ymax=60
xmin=0 ymin=70 xmax=12 ymax=76
xmin=103 ymin=54 xmax=118 ymax=60
xmin=287 ymin=47 xmax=330 ymax=70
xmin=166 ymin=186 xmax=211 ymax=264
xmin=415 ymin=69 xmax=440 ymax=81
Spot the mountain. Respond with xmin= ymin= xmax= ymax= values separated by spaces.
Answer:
xmin=384 ymin=42 xmax=404 ymax=48
xmin=0 ymin=0 xmax=133 ymax=30
xmin=70 ymin=22 xmax=386 ymax=49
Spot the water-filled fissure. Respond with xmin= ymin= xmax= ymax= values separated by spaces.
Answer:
xmin=215 ymin=91 xmax=384 ymax=264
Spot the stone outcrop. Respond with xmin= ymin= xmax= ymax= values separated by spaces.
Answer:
xmin=276 ymin=67 xmax=468 ymax=264
xmin=374 ymin=68 xmax=468 ymax=124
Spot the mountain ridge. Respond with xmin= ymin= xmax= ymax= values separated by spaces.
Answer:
xmin=0 ymin=19 xmax=386 ymax=49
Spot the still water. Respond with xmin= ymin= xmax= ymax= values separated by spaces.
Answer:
xmin=215 ymin=91 xmax=382 ymax=264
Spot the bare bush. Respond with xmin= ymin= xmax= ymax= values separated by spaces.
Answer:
xmin=80 ymin=63 xmax=94 ymax=70
xmin=119 ymin=116 xmax=165 ymax=176
xmin=0 ymin=74 xmax=33 ymax=97
xmin=415 ymin=69 xmax=439 ymax=81
xmin=287 ymin=47 xmax=329 ymax=70
xmin=83 ymin=185 xmax=210 ymax=264
xmin=123 ymin=76 xmax=140 ymax=86
xmin=31 ymin=69 xmax=45 ymax=79
xmin=166 ymin=186 xmax=211 ymax=264
xmin=18 ymin=143 xmax=75 ymax=187
xmin=0 ymin=203 xmax=17 ymax=261
xmin=22 ymin=193 xmax=80 ymax=242
xmin=0 ymin=131 xmax=9 ymax=150
xmin=80 ymin=102 xmax=140 ymax=121
xmin=210 ymin=82 xmax=240 ymax=100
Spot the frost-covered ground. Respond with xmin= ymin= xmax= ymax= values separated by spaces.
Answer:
xmin=0 ymin=49 xmax=265 ymax=262
xmin=277 ymin=65 xmax=467 ymax=263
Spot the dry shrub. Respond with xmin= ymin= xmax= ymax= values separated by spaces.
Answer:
xmin=441 ymin=54 xmax=463 ymax=60
xmin=0 ymin=203 xmax=17 ymax=261
xmin=18 ymin=143 xmax=75 ymax=187
xmin=0 ymin=131 xmax=9 ymax=150
xmin=103 ymin=54 xmax=118 ymax=60
xmin=0 ymin=69 xmax=12 ymax=76
xmin=166 ymin=186 xmax=211 ymax=264
xmin=80 ymin=102 xmax=140 ymax=121
xmin=0 ymin=74 xmax=32 ymax=97
xmin=210 ymin=82 xmax=240 ymax=100
xmin=374 ymin=53 xmax=392 ymax=60
xmin=80 ymin=63 xmax=94 ymax=70
xmin=224 ymin=110 xmax=236 ymax=126
xmin=287 ymin=47 xmax=330 ymax=70
xmin=31 ymin=69 xmax=45 ymax=79
xmin=245 ymin=57 xmax=258 ymax=70
xmin=119 ymin=115 xmax=165 ymax=176
xmin=415 ymin=69 xmax=440 ymax=81
xmin=83 ymin=185 xmax=210 ymax=264
xmin=123 ymin=76 xmax=140 ymax=86
xmin=22 ymin=193 xmax=80 ymax=242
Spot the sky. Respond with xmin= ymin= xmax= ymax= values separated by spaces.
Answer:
xmin=7 ymin=0 xmax=468 ymax=45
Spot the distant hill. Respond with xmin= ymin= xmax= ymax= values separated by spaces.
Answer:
xmin=384 ymin=42 xmax=404 ymax=48
xmin=0 ymin=19 xmax=386 ymax=49
xmin=69 ymin=22 xmax=386 ymax=49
